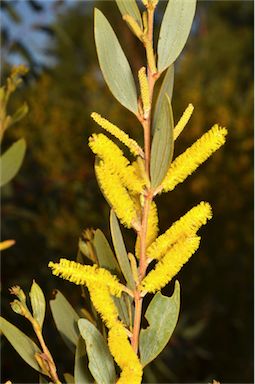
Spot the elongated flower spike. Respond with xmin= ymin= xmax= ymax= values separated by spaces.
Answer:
xmin=140 ymin=236 xmax=201 ymax=293
xmin=49 ymin=258 xmax=123 ymax=296
xmin=95 ymin=159 xmax=139 ymax=229
xmin=147 ymin=201 xmax=212 ymax=260
xmin=174 ymin=103 xmax=194 ymax=140
xmin=159 ymin=125 xmax=228 ymax=194
xmin=138 ymin=67 xmax=150 ymax=118
xmin=123 ymin=15 xmax=144 ymax=41
xmin=143 ymin=36 xmax=157 ymax=74
xmin=136 ymin=201 xmax=159 ymax=257
xmin=89 ymin=133 xmax=145 ymax=194
xmin=91 ymin=112 xmax=143 ymax=156
xmin=108 ymin=322 xmax=143 ymax=384
xmin=49 ymin=259 xmax=123 ymax=328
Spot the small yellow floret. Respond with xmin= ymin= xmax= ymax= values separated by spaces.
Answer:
xmin=89 ymin=285 xmax=119 ymax=329
xmin=89 ymin=134 xmax=145 ymax=194
xmin=140 ymin=236 xmax=201 ymax=293
xmin=161 ymin=125 xmax=228 ymax=192
xmin=174 ymin=104 xmax=194 ymax=140
xmin=138 ymin=67 xmax=150 ymax=117
xmin=136 ymin=201 xmax=159 ymax=257
xmin=49 ymin=258 xmax=123 ymax=296
xmin=95 ymin=160 xmax=138 ymax=229
xmin=147 ymin=201 xmax=212 ymax=260
xmin=108 ymin=322 xmax=143 ymax=384
xmin=91 ymin=112 xmax=142 ymax=156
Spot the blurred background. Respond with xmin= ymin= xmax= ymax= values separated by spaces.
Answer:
xmin=1 ymin=0 xmax=253 ymax=383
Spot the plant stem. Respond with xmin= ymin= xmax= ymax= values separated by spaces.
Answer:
xmin=131 ymin=5 xmax=157 ymax=355
xmin=33 ymin=323 xmax=61 ymax=384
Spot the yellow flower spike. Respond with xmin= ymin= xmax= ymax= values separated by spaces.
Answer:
xmin=143 ymin=36 xmax=157 ymax=74
xmin=138 ymin=67 xmax=150 ymax=118
xmin=136 ymin=201 xmax=159 ymax=257
xmin=95 ymin=160 xmax=139 ymax=229
xmin=48 ymin=258 xmax=123 ymax=296
xmin=147 ymin=201 xmax=212 ymax=260
xmin=91 ymin=112 xmax=143 ymax=156
xmin=140 ymin=236 xmax=201 ymax=293
xmin=174 ymin=103 xmax=194 ymax=141
xmin=88 ymin=285 xmax=119 ymax=329
xmin=160 ymin=125 xmax=228 ymax=193
xmin=123 ymin=15 xmax=144 ymax=41
xmin=89 ymin=134 xmax=145 ymax=194
xmin=108 ymin=322 xmax=143 ymax=384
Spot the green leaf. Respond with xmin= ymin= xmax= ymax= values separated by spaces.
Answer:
xmin=150 ymin=93 xmax=174 ymax=188
xmin=11 ymin=102 xmax=29 ymax=125
xmin=139 ymin=281 xmax=180 ymax=366
xmin=78 ymin=318 xmax=116 ymax=384
xmin=157 ymin=0 xmax=197 ymax=72
xmin=50 ymin=290 xmax=79 ymax=353
xmin=0 ymin=138 xmax=26 ymax=187
xmin=153 ymin=65 xmax=174 ymax=134
xmin=29 ymin=281 xmax=46 ymax=329
xmin=93 ymin=229 xmax=121 ymax=276
xmin=64 ymin=373 xmax=75 ymax=384
xmin=0 ymin=316 xmax=42 ymax=372
xmin=94 ymin=8 xmax=138 ymax=113
xmin=74 ymin=336 xmax=93 ymax=384
xmin=110 ymin=210 xmax=135 ymax=290
xmin=115 ymin=0 xmax=143 ymax=27
xmin=113 ymin=295 xmax=130 ymax=327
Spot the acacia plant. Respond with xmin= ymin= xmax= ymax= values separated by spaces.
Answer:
xmin=1 ymin=1 xmax=227 ymax=383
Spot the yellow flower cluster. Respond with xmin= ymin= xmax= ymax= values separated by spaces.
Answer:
xmin=49 ymin=259 xmax=122 ymax=328
xmin=49 ymin=259 xmax=142 ymax=383
xmin=138 ymin=67 xmax=150 ymax=117
xmin=147 ymin=201 xmax=212 ymax=260
xmin=108 ymin=323 xmax=143 ymax=384
xmin=161 ymin=125 xmax=228 ymax=192
xmin=140 ymin=236 xmax=201 ymax=293
xmin=136 ymin=201 xmax=159 ymax=257
xmin=49 ymin=258 xmax=123 ymax=296
xmin=89 ymin=285 xmax=120 ymax=328
xmin=174 ymin=103 xmax=194 ymax=140
xmin=89 ymin=134 xmax=145 ymax=194
xmin=95 ymin=160 xmax=138 ymax=228
xmin=91 ymin=112 xmax=142 ymax=156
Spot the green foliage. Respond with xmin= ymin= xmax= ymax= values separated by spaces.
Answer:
xmin=153 ymin=64 xmax=174 ymax=133
xmin=78 ymin=318 xmax=116 ymax=384
xmin=29 ymin=281 xmax=46 ymax=329
xmin=74 ymin=336 xmax=93 ymax=384
xmin=116 ymin=0 xmax=143 ymax=28
xmin=0 ymin=316 xmax=42 ymax=373
xmin=50 ymin=290 xmax=79 ymax=354
xmin=94 ymin=8 xmax=138 ymax=114
xmin=150 ymin=94 xmax=174 ymax=188
xmin=1 ymin=1 xmax=253 ymax=383
xmin=0 ymin=138 xmax=26 ymax=187
xmin=157 ymin=0 xmax=197 ymax=72
xmin=110 ymin=210 xmax=135 ymax=290
xmin=139 ymin=281 xmax=180 ymax=366
xmin=93 ymin=229 xmax=121 ymax=276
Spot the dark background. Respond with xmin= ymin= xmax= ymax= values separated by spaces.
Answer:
xmin=1 ymin=0 xmax=253 ymax=383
